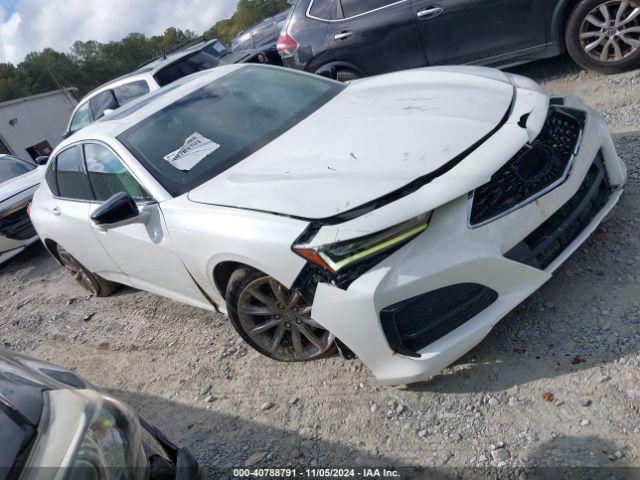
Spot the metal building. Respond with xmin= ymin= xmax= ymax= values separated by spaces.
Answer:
xmin=0 ymin=89 xmax=77 ymax=163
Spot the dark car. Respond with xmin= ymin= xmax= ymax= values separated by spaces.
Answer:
xmin=0 ymin=349 xmax=203 ymax=480
xmin=277 ymin=0 xmax=640 ymax=80
xmin=231 ymin=10 xmax=291 ymax=65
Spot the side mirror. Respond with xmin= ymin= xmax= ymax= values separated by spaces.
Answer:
xmin=90 ymin=192 xmax=139 ymax=227
xmin=35 ymin=156 xmax=49 ymax=166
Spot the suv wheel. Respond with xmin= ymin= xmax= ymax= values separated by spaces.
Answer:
xmin=57 ymin=245 xmax=119 ymax=297
xmin=226 ymin=267 xmax=335 ymax=362
xmin=566 ymin=0 xmax=640 ymax=73
xmin=336 ymin=69 xmax=361 ymax=82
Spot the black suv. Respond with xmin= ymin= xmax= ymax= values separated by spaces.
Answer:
xmin=277 ymin=0 xmax=640 ymax=79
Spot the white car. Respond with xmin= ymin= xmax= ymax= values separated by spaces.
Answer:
xmin=65 ymin=39 xmax=231 ymax=137
xmin=30 ymin=64 xmax=626 ymax=386
xmin=0 ymin=154 xmax=47 ymax=265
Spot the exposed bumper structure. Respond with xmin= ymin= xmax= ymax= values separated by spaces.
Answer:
xmin=311 ymin=96 xmax=626 ymax=386
xmin=0 ymin=187 xmax=38 ymax=265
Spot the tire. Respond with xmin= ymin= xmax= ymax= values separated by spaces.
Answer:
xmin=226 ymin=267 xmax=335 ymax=362
xmin=336 ymin=69 xmax=361 ymax=82
xmin=565 ymin=0 xmax=640 ymax=74
xmin=57 ymin=245 xmax=119 ymax=297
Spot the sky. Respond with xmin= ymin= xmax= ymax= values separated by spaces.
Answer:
xmin=0 ymin=0 xmax=240 ymax=64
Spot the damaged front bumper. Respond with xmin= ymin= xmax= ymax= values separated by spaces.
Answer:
xmin=309 ymin=95 xmax=626 ymax=386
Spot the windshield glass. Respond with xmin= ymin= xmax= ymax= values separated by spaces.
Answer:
xmin=154 ymin=50 xmax=221 ymax=87
xmin=119 ymin=66 xmax=344 ymax=196
xmin=0 ymin=156 xmax=36 ymax=183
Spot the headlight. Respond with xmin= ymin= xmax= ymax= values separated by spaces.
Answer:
xmin=293 ymin=213 xmax=429 ymax=273
xmin=24 ymin=390 xmax=148 ymax=480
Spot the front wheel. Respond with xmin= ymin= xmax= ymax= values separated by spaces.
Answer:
xmin=565 ymin=0 xmax=640 ymax=74
xmin=226 ymin=268 xmax=335 ymax=362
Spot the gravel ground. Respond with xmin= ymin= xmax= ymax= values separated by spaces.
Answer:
xmin=2 ymin=55 xmax=640 ymax=478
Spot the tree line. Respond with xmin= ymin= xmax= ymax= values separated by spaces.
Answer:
xmin=0 ymin=0 xmax=288 ymax=103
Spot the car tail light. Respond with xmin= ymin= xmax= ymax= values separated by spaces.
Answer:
xmin=26 ymin=202 xmax=32 ymax=216
xmin=276 ymin=33 xmax=298 ymax=59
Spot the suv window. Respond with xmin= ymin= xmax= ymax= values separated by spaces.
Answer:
xmin=201 ymin=41 xmax=229 ymax=58
xmin=340 ymin=0 xmax=397 ymax=18
xmin=253 ymin=24 xmax=276 ymax=47
xmin=69 ymin=102 xmax=93 ymax=134
xmin=55 ymin=146 xmax=92 ymax=200
xmin=84 ymin=144 xmax=150 ymax=202
xmin=154 ymin=51 xmax=221 ymax=87
xmin=234 ymin=34 xmax=253 ymax=51
xmin=90 ymin=90 xmax=119 ymax=120
xmin=309 ymin=0 xmax=333 ymax=20
xmin=113 ymin=81 xmax=150 ymax=106
xmin=0 ymin=156 xmax=35 ymax=184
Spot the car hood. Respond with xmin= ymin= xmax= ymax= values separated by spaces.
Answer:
xmin=0 ymin=166 xmax=45 ymax=203
xmin=187 ymin=67 xmax=515 ymax=219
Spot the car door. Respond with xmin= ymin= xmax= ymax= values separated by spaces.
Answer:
xmin=40 ymin=145 xmax=124 ymax=279
xmin=327 ymin=0 xmax=427 ymax=75
xmin=82 ymin=142 xmax=211 ymax=308
xmin=411 ymin=0 xmax=548 ymax=65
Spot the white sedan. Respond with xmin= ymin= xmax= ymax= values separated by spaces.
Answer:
xmin=30 ymin=64 xmax=626 ymax=386
xmin=0 ymin=154 xmax=46 ymax=265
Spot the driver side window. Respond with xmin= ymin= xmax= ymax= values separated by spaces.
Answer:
xmin=83 ymin=143 xmax=151 ymax=202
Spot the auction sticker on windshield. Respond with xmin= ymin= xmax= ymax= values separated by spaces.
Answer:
xmin=163 ymin=133 xmax=220 ymax=171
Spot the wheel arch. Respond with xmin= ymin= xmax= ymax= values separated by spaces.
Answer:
xmin=43 ymin=238 xmax=63 ymax=265
xmin=551 ymin=0 xmax=582 ymax=48
xmin=314 ymin=61 xmax=365 ymax=79
xmin=211 ymin=257 xmax=302 ymax=303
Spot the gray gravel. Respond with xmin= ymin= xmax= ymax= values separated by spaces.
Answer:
xmin=1 ymin=56 xmax=640 ymax=475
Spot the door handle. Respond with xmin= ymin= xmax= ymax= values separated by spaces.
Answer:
xmin=334 ymin=31 xmax=354 ymax=41
xmin=417 ymin=6 xmax=444 ymax=19
xmin=52 ymin=206 xmax=61 ymax=216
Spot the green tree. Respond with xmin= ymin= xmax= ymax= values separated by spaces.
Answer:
xmin=203 ymin=0 xmax=289 ymax=44
xmin=0 ymin=0 xmax=288 ymax=102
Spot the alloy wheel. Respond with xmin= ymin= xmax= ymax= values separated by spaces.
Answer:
xmin=58 ymin=248 xmax=99 ymax=296
xmin=579 ymin=0 xmax=640 ymax=62
xmin=237 ymin=277 xmax=334 ymax=361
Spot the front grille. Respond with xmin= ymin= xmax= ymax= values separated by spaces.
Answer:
xmin=380 ymin=283 xmax=498 ymax=357
xmin=505 ymin=154 xmax=612 ymax=270
xmin=470 ymin=107 xmax=584 ymax=227
xmin=0 ymin=200 xmax=37 ymax=241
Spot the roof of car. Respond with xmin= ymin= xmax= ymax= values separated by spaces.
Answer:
xmin=79 ymin=40 xmax=225 ymax=102
xmin=60 ymin=64 xmax=247 ymax=145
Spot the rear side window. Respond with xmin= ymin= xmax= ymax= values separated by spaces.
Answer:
xmin=113 ymin=81 xmax=150 ymax=106
xmin=69 ymin=102 xmax=93 ymax=134
xmin=84 ymin=144 xmax=150 ymax=202
xmin=0 ymin=156 xmax=35 ymax=184
xmin=90 ymin=90 xmax=119 ymax=120
xmin=154 ymin=51 xmax=221 ymax=87
xmin=55 ymin=146 xmax=92 ymax=200
xmin=309 ymin=0 xmax=333 ymax=20
xmin=340 ymin=0 xmax=398 ymax=18
xmin=253 ymin=24 xmax=277 ymax=47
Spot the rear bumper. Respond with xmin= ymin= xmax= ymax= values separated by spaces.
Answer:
xmin=311 ymin=97 xmax=626 ymax=386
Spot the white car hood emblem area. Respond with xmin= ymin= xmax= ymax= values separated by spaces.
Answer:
xmin=187 ymin=68 xmax=515 ymax=220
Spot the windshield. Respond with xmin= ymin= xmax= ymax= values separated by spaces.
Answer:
xmin=0 ymin=156 xmax=36 ymax=184
xmin=153 ymin=50 xmax=222 ymax=87
xmin=119 ymin=66 xmax=344 ymax=197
